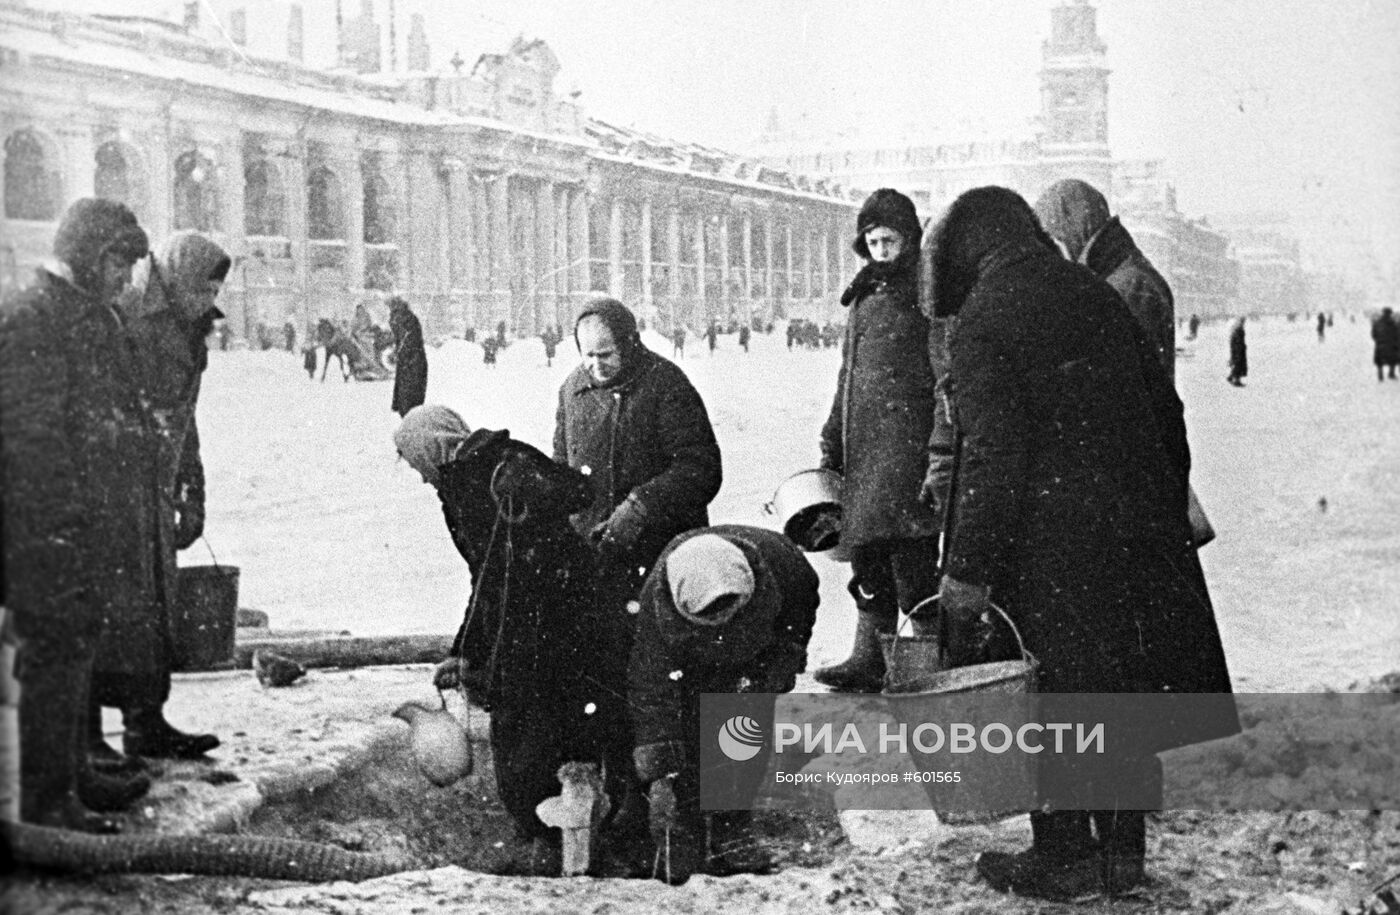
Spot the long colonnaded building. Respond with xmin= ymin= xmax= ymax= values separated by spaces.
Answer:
xmin=0 ymin=0 xmax=860 ymax=341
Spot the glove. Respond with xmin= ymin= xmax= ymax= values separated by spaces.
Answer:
xmin=917 ymin=461 xmax=946 ymax=513
xmin=633 ymin=741 xmax=686 ymax=785
xmin=432 ymin=658 xmax=491 ymax=711
xmin=588 ymin=494 xmax=648 ymax=554
xmin=938 ymin=576 xmax=994 ymax=667
xmin=750 ymin=641 xmax=806 ymax=694
xmin=172 ymin=492 xmax=205 ymax=550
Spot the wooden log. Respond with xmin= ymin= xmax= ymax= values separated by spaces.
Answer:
xmin=228 ymin=634 xmax=454 ymax=671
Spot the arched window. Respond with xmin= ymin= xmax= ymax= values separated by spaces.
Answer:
xmin=173 ymin=149 xmax=220 ymax=232
xmin=94 ymin=141 xmax=146 ymax=220
xmin=244 ymin=158 xmax=286 ymax=237
xmin=5 ymin=129 xmax=61 ymax=221
xmin=361 ymin=155 xmax=395 ymax=244
xmin=307 ymin=166 xmax=345 ymax=240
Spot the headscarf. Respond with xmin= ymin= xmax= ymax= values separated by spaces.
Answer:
xmin=393 ymin=404 xmax=472 ymax=486
xmin=51 ymin=198 xmax=149 ymax=293
xmin=665 ymin=534 xmax=755 ymax=626
xmin=158 ymin=232 xmax=231 ymax=320
xmin=573 ymin=294 xmax=639 ymax=351
xmin=1033 ymin=179 xmax=1111 ymax=262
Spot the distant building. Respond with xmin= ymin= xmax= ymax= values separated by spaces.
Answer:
xmin=758 ymin=0 xmax=1241 ymax=318
xmin=0 ymin=0 xmax=857 ymax=341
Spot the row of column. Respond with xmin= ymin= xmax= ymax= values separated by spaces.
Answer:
xmin=603 ymin=197 xmax=843 ymax=311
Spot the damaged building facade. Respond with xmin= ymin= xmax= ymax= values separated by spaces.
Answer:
xmin=0 ymin=1 xmax=859 ymax=341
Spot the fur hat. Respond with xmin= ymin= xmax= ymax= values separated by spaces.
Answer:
xmin=853 ymin=188 xmax=922 ymax=259
xmin=52 ymin=198 xmax=149 ymax=292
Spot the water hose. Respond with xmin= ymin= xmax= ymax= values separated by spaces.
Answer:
xmin=3 ymin=821 xmax=415 ymax=881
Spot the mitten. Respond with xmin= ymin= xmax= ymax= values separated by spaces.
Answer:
xmin=589 ymin=494 xmax=648 ymax=553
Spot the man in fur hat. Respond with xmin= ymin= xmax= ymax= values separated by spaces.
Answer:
xmin=629 ymin=525 xmax=819 ymax=884
xmin=1 ymin=198 xmax=154 ymax=831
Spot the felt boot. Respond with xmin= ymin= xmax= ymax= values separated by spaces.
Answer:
xmin=123 ymin=706 xmax=220 ymax=759
xmin=19 ymin=659 xmax=120 ymax=833
xmin=977 ymin=811 xmax=1101 ymax=901
xmin=87 ymin=696 xmax=145 ymax=775
xmin=812 ymin=611 xmax=892 ymax=693
xmin=1094 ymin=809 xmax=1148 ymax=895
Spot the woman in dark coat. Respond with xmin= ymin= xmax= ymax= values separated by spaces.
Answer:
xmin=388 ymin=296 xmax=427 ymax=416
xmin=928 ymin=187 xmax=1236 ymax=900
xmin=814 ymin=188 xmax=942 ymax=692
xmin=1228 ymin=317 xmax=1248 ymax=385
xmin=629 ymin=525 xmax=818 ymax=882
xmin=92 ymin=232 xmax=229 ymax=764
xmin=554 ymin=296 xmax=722 ymax=636
xmin=1371 ymin=307 xmax=1399 ymax=380
xmin=1034 ymin=179 xmax=1176 ymax=381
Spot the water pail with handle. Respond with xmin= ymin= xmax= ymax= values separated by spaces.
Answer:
xmin=883 ymin=600 xmax=1038 ymax=824
xmin=171 ymin=564 xmax=239 ymax=672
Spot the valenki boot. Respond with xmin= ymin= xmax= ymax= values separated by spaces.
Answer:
xmin=87 ymin=696 xmax=145 ymax=775
xmin=123 ymin=705 xmax=220 ymax=759
xmin=1094 ymin=809 xmax=1148 ymax=894
xmin=20 ymin=659 xmax=120 ymax=833
xmin=977 ymin=810 xmax=1102 ymax=901
xmin=812 ymin=609 xmax=893 ymax=692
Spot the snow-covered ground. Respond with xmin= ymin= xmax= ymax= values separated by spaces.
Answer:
xmin=194 ymin=313 xmax=1399 ymax=692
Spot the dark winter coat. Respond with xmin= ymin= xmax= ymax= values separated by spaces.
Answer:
xmin=931 ymin=187 xmax=1235 ymax=752
xmin=1 ymin=267 xmax=163 ymax=661
xmin=1229 ymin=321 xmax=1249 ymax=377
xmin=94 ymin=235 xmax=228 ymax=679
xmin=820 ymin=255 xmax=942 ymax=546
xmin=1082 ymin=219 xmax=1176 ymax=381
xmin=629 ymin=525 xmax=819 ymax=749
xmin=553 ymin=345 xmax=722 ymax=582
xmin=432 ymin=429 xmax=631 ymax=839
xmin=1035 ymin=182 xmax=1176 ymax=381
xmin=389 ymin=304 xmax=428 ymax=416
xmin=1372 ymin=310 xmax=1399 ymax=366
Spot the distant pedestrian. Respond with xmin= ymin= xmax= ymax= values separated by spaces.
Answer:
xmin=671 ymin=325 xmax=685 ymax=358
xmin=496 ymin=320 xmax=507 ymax=347
xmin=1317 ymin=312 xmax=1327 ymax=342
xmin=1372 ymin=307 xmax=1399 ymax=381
xmin=302 ymin=344 xmax=317 ymax=379
xmin=388 ymin=296 xmax=427 ymax=417
xmin=1227 ymin=317 xmax=1248 ymax=386
xmin=218 ymin=321 xmax=233 ymax=350
xmin=481 ymin=335 xmax=499 ymax=368
xmin=738 ymin=324 xmax=750 ymax=353
xmin=705 ymin=322 xmax=717 ymax=355
xmin=463 ymin=325 xmax=476 ymax=343
xmin=1188 ymin=313 xmax=1200 ymax=340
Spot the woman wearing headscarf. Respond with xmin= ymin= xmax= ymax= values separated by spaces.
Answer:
xmin=90 ymin=231 xmax=230 ymax=768
xmin=553 ymin=294 xmax=722 ymax=652
xmin=814 ymin=189 xmax=943 ymax=692
xmin=927 ymin=187 xmax=1236 ymax=900
xmin=393 ymin=405 xmax=633 ymax=871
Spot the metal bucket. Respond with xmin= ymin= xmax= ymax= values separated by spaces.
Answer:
xmin=764 ymin=468 xmax=843 ymax=553
xmin=171 ymin=564 xmax=239 ymax=672
xmin=884 ymin=602 xmax=1038 ymax=824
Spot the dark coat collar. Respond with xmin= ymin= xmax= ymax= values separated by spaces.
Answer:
xmin=1081 ymin=217 xmax=1137 ymax=278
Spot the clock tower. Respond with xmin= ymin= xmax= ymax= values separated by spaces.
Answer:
xmin=1039 ymin=0 xmax=1113 ymax=192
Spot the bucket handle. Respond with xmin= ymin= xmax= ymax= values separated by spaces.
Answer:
xmin=198 ymin=535 xmax=228 ymax=575
xmin=897 ymin=594 xmax=1036 ymax=666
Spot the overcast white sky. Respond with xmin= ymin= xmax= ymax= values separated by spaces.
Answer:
xmin=37 ymin=0 xmax=1400 ymax=282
